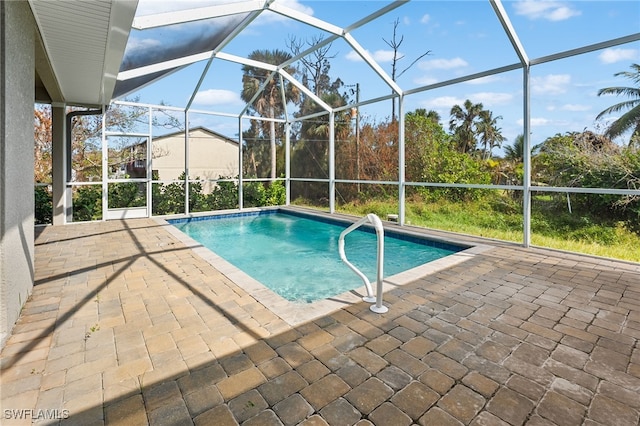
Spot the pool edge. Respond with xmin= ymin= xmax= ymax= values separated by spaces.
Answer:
xmin=155 ymin=208 xmax=492 ymax=326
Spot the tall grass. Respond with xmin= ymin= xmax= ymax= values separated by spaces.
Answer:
xmin=334 ymin=196 xmax=640 ymax=263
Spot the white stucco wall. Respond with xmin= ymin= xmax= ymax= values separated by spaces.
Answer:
xmin=0 ymin=1 xmax=36 ymax=348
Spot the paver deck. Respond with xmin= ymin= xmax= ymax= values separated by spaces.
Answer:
xmin=1 ymin=213 xmax=639 ymax=425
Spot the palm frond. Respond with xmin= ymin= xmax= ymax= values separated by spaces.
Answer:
xmin=604 ymin=104 xmax=640 ymax=139
xmin=596 ymin=99 xmax=640 ymax=119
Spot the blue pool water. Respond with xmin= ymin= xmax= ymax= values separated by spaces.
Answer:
xmin=170 ymin=211 xmax=464 ymax=303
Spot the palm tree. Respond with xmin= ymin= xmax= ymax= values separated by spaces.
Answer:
xmin=504 ymin=134 xmax=525 ymax=163
xmin=407 ymin=108 xmax=441 ymax=124
xmin=449 ymin=99 xmax=483 ymax=154
xmin=596 ymin=63 xmax=640 ymax=145
xmin=476 ymin=109 xmax=506 ymax=160
xmin=241 ymin=49 xmax=300 ymax=180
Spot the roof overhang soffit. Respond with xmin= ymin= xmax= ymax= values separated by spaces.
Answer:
xmin=30 ymin=0 xmax=137 ymax=106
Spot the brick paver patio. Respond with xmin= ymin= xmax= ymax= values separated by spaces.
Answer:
xmin=1 ymin=213 xmax=639 ymax=425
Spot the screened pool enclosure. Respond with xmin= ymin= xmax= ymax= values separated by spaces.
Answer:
xmin=44 ymin=0 xmax=640 ymax=258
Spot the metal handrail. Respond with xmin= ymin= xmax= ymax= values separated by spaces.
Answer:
xmin=338 ymin=213 xmax=388 ymax=314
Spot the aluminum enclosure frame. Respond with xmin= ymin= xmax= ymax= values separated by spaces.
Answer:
xmin=92 ymin=0 xmax=640 ymax=251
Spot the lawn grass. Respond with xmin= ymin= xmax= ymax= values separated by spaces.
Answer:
xmin=331 ymin=197 xmax=640 ymax=263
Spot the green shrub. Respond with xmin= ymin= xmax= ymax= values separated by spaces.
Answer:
xmin=265 ymin=180 xmax=286 ymax=206
xmin=35 ymin=186 xmax=52 ymax=225
xmin=209 ymin=178 xmax=239 ymax=210
xmin=243 ymin=181 xmax=266 ymax=207
xmin=73 ymin=185 xmax=102 ymax=221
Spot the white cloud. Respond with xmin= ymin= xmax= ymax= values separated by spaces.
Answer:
xmin=275 ymin=0 xmax=314 ymax=15
xmin=531 ymin=74 xmax=571 ymax=95
xmin=248 ymin=0 xmax=313 ymax=25
xmin=124 ymin=38 xmax=162 ymax=55
xmin=261 ymin=0 xmax=314 ymax=22
xmin=464 ymin=75 xmax=502 ymax=85
xmin=561 ymin=104 xmax=591 ymax=112
xmin=414 ymin=76 xmax=439 ymax=86
xmin=419 ymin=57 xmax=468 ymax=71
xmin=420 ymin=96 xmax=464 ymax=110
xmin=517 ymin=117 xmax=553 ymax=126
xmin=373 ymin=50 xmax=397 ymax=63
xmin=193 ymin=89 xmax=242 ymax=106
xmin=598 ymin=48 xmax=639 ymax=64
xmin=468 ymin=92 xmax=514 ymax=107
xmin=513 ymin=1 xmax=581 ymax=21
xmin=345 ymin=49 xmax=397 ymax=63
xmin=345 ymin=51 xmax=363 ymax=62
xmin=420 ymin=14 xmax=430 ymax=24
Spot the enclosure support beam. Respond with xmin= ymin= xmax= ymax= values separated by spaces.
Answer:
xmin=522 ymin=65 xmax=532 ymax=248
xmin=329 ymin=112 xmax=336 ymax=214
xmin=238 ymin=118 xmax=244 ymax=210
xmin=285 ymin=121 xmax=291 ymax=206
xmin=185 ymin=111 xmax=190 ymax=216
xmin=101 ymin=112 xmax=108 ymax=222
xmin=398 ymin=95 xmax=406 ymax=226
xmin=51 ymin=104 xmax=67 ymax=225
xmin=147 ymin=106 xmax=153 ymax=218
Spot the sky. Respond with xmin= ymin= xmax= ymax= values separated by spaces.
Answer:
xmin=121 ymin=0 xmax=640 ymax=152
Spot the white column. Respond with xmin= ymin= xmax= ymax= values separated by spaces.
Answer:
xmin=101 ymin=111 xmax=108 ymax=221
xmin=51 ymin=103 xmax=67 ymax=225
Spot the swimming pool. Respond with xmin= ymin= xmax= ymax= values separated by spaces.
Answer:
xmin=169 ymin=209 xmax=467 ymax=303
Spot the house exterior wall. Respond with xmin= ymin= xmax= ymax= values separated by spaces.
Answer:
xmin=0 ymin=1 xmax=36 ymax=348
xmin=152 ymin=129 xmax=239 ymax=192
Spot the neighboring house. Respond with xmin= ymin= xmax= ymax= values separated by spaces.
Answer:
xmin=148 ymin=127 xmax=239 ymax=192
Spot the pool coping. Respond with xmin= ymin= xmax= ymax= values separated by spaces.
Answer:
xmin=156 ymin=207 xmax=493 ymax=326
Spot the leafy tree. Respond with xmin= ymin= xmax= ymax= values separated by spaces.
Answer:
xmin=34 ymin=106 xmax=53 ymax=183
xmin=405 ymin=109 xmax=490 ymax=201
xmin=404 ymin=110 xmax=449 ymax=182
xmin=535 ymin=130 xmax=640 ymax=224
xmin=596 ymin=63 xmax=640 ymax=144
xmin=357 ymin=119 xmax=399 ymax=183
xmin=241 ymin=49 xmax=300 ymax=180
